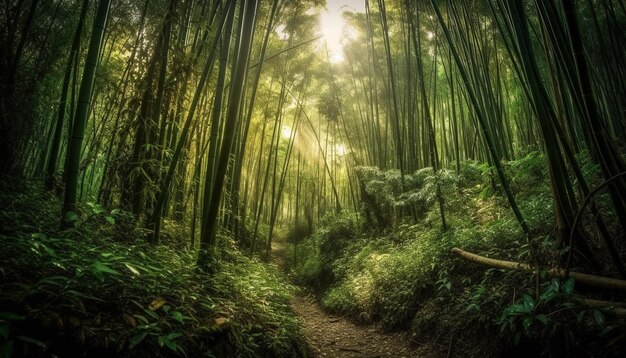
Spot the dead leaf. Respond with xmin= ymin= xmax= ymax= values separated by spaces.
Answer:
xmin=148 ymin=297 xmax=167 ymax=311
xmin=214 ymin=317 xmax=229 ymax=327
xmin=123 ymin=313 xmax=136 ymax=327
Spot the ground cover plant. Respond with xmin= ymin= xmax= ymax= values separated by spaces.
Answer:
xmin=288 ymin=156 xmax=626 ymax=357
xmin=0 ymin=179 xmax=306 ymax=357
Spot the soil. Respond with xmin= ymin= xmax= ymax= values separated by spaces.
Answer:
xmin=291 ymin=294 xmax=434 ymax=358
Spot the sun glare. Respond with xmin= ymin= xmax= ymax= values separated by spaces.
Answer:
xmin=318 ymin=0 xmax=365 ymax=63
xmin=336 ymin=143 xmax=347 ymax=156
xmin=281 ymin=125 xmax=292 ymax=139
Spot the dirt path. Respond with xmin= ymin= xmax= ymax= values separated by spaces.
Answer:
xmin=292 ymin=294 xmax=431 ymax=358
xmin=271 ymin=240 xmax=432 ymax=357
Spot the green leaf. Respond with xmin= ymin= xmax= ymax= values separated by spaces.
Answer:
xmin=522 ymin=316 xmax=533 ymax=332
xmin=600 ymin=325 xmax=615 ymax=337
xmin=30 ymin=233 xmax=47 ymax=240
xmin=593 ymin=310 xmax=606 ymax=328
xmin=170 ymin=311 xmax=184 ymax=323
xmin=563 ymin=277 xmax=575 ymax=294
xmin=550 ymin=278 xmax=560 ymax=292
xmin=137 ymin=323 xmax=158 ymax=331
xmin=535 ymin=314 xmax=548 ymax=325
xmin=37 ymin=276 xmax=70 ymax=288
xmin=144 ymin=309 xmax=159 ymax=320
xmin=540 ymin=288 xmax=557 ymax=304
xmin=523 ymin=294 xmax=535 ymax=311
xmin=158 ymin=333 xmax=181 ymax=351
xmin=105 ymin=216 xmax=115 ymax=225
xmin=129 ymin=331 xmax=147 ymax=349
xmin=91 ymin=262 xmax=121 ymax=276
xmin=66 ymin=290 xmax=106 ymax=303
xmin=133 ymin=314 xmax=148 ymax=324
xmin=63 ymin=211 xmax=79 ymax=224
xmin=124 ymin=263 xmax=140 ymax=276
xmin=503 ymin=304 xmax=528 ymax=316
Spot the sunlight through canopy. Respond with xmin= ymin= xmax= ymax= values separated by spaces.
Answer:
xmin=318 ymin=0 xmax=365 ymax=62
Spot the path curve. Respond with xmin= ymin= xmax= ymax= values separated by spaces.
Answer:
xmin=272 ymin=240 xmax=434 ymax=357
xmin=292 ymin=294 xmax=429 ymax=357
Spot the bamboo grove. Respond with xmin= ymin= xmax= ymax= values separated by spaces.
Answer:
xmin=1 ymin=0 xmax=624 ymax=272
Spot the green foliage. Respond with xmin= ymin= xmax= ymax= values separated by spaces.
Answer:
xmin=497 ymin=277 xmax=622 ymax=356
xmin=292 ymin=157 xmax=625 ymax=357
xmin=356 ymin=166 xmax=460 ymax=229
xmin=0 ymin=180 xmax=306 ymax=357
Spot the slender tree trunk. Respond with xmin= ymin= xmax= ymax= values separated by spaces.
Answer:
xmin=61 ymin=0 xmax=111 ymax=228
xmin=198 ymin=0 xmax=258 ymax=268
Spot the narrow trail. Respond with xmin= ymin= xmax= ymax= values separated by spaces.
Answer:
xmin=271 ymin=240 xmax=434 ymax=358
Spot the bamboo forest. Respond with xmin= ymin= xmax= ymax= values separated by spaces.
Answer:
xmin=2 ymin=0 xmax=626 ymax=356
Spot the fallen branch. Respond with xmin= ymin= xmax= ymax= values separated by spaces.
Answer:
xmin=451 ymin=248 xmax=626 ymax=291
xmin=451 ymin=248 xmax=626 ymax=317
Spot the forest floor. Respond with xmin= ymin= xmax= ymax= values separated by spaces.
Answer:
xmin=271 ymin=240 xmax=437 ymax=358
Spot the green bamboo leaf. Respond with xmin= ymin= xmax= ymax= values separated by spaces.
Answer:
xmin=593 ymin=310 xmax=606 ymax=328
xmin=522 ymin=316 xmax=533 ymax=332
xmin=129 ymin=331 xmax=147 ymax=349
xmin=563 ymin=278 xmax=575 ymax=294
xmin=124 ymin=263 xmax=140 ymax=276
xmin=133 ymin=314 xmax=148 ymax=324
xmin=30 ymin=233 xmax=46 ymax=240
xmin=63 ymin=211 xmax=79 ymax=224
xmin=170 ymin=311 xmax=184 ymax=323
xmin=91 ymin=262 xmax=121 ymax=276
xmin=550 ymin=278 xmax=560 ymax=292
xmin=523 ymin=294 xmax=535 ymax=311
xmin=540 ymin=288 xmax=557 ymax=303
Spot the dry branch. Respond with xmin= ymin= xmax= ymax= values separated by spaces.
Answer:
xmin=451 ymin=248 xmax=626 ymax=291
xmin=451 ymin=248 xmax=626 ymax=317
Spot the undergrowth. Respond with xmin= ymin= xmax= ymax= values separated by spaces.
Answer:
xmin=287 ymin=154 xmax=626 ymax=357
xmin=0 ymin=179 xmax=307 ymax=357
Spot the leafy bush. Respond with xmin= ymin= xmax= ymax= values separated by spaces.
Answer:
xmin=291 ymin=157 xmax=626 ymax=357
xmin=498 ymin=277 xmax=624 ymax=357
xmin=0 ymin=179 xmax=306 ymax=357
xmin=356 ymin=166 xmax=458 ymax=228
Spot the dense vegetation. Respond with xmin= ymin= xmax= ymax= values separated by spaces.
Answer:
xmin=289 ymin=154 xmax=626 ymax=356
xmin=1 ymin=0 xmax=625 ymax=356
xmin=0 ymin=179 xmax=305 ymax=357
